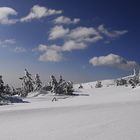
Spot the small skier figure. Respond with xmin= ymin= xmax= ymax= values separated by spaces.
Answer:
xmin=52 ymin=97 xmax=57 ymax=102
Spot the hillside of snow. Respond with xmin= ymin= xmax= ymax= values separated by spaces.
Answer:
xmin=74 ymin=79 xmax=116 ymax=89
xmin=0 ymin=80 xmax=140 ymax=140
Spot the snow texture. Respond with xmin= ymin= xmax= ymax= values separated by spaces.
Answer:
xmin=0 ymin=80 xmax=140 ymax=140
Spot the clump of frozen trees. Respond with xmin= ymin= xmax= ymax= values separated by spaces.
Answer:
xmin=0 ymin=75 xmax=14 ymax=96
xmin=19 ymin=69 xmax=42 ymax=97
xmin=18 ymin=69 xmax=74 ymax=96
xmin=128 ymin=77 xmax=139 ymax=88
xmin=116 ymin=79 xmax=127 ymax=86
xmin=116 ymin=69 xmax=140 ymax=88
xmin=48 ymin=75 xmax=74 ymax=95
xmin=0 ymin=75 xmax=25 ymax=105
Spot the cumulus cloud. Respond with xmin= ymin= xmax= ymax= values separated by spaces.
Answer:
xmin=37 ymin=44 xmax=48 ymax=51
xmin=49 ymin=25 xmax=103 ymax=43
xmin=98 ymin=25 xmax=128 ymax=38
xmin=49 ymin=25 xmax=69 ymax=40
xmin=39 ymin=49 xmax=63 ymax=62
xmin=89 ymin=54 xmax=139 ymax=70
xmin=37 ymin=22 xmax=128 ymax=63
xmin=39 ymin=24 xmax=128 ymax=62
xmin=53 ymin=16 xmax=80 ymax=24
xmin=0 ymin=7 xmax=18 ymax=25
xmin=68 ymin=27 xmax=103 ymax=43
xmin=62 ymin=40 xmax=87 ymax=51
xmin=20 ymin=5 xmax=62 ymax=22
xmin=38 ymin=44 xmax=62 ymax=52
xmin=36 ymin=40 xmax=88 ymax=62
xmin=37 ymin=44 xmax=63 ymax=62
xmin=49 ymin=25 xmax=128 ymax=43
xmin=38 ymin=25 xmax=105 ymax=62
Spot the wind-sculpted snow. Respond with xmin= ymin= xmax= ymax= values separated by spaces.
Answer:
xmin=0 ymin=81 xmax=140 ymax=140
xmin=0 ymin=95 xmax=27 ymax=105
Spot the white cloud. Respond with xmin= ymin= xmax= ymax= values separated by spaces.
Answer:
xmin=13 ymin=47 xmax=26 ymax=53
xmin=49 ymin=25 xmax=128 ymax=43
xmin=38 ymin=26 xmax=103 ymax=62
xmin=49 ymin=25 xmax=69 ymax=40
xmin=21 ymin=5 xmax=62 ymax=22
xmin=0 ymin=39 xmax=27 ymax=53
xmin=49 ymin=26 xmax=103 ymax=43
xmin=36 ymin=40 xmax=88 ymax=62
xmin=98 ymin=25 xmax=128 ymax=38
xmin=38 ymin=44 xmax=48 ymax=51
xmin=3 ymin=39 xmax=16 ymax=44
xmin=37 ymin=24 xmax=128 ymax=63
xmin=36 ymin=44 xmax=63 ymax=62
xmin=38 ymin=44 xmax=62 ymax=52
xmin=0 ymin=39 xmax=16 ymax=47
xmin=62 ymin=40 xmax=87 ymax=51
xmin=69 ymin=27 xmax=98 ymax=38
xmin=69 ymin=27 xmax=103 ymax=43
xmin=53 ymin=16 xmax=80 ymax=24
xmin=89 ymin=54 xmax=139 ymax=70
xmin=39 ymin=49 xmax=63 ymax=62
xmin=0 ymin=7 xmax=17 ymax=25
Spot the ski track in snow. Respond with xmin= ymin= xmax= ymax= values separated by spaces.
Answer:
xmin=0 ymin=81 xmax=140 ymax=140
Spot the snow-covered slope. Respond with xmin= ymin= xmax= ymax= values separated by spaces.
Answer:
xmin=74 ymin=79 xmax=115 ymax=89
xmin=0 ymin=80 xmax=140 ymax=140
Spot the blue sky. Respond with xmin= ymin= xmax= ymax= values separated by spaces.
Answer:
xmin=0 ymin=0 xmax=140 ymax=86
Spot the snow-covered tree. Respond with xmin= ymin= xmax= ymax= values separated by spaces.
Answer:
xmin=19 ymin=69 xmax=34 ymax=97
xmin=116 ymin=79 xmax=127 ymax=86
xmin=4 ymin=84 xmax=11 ymax=95
xmin=50 ymin=75 xmax=58 ymax=93
xmin=58 ymin=75 xmax=64 ymax=84
xmin=0 ymin=75 xmax=4 ymax=96
xmin=79 ymin=84 xmax=83 ymax=89
xmin=49 ymin=75 xmax=74 ymax=95
xmin=34 ymin=74 xmax=42 ymax=91
xmin=95 ymin=81 xmax=103 ymax=88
